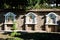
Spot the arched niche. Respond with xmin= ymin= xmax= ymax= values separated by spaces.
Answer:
xmin=45 ymin=12 xmax=58 ymax=25
xmin=25 ymin=12 xmax=37 ymax=24
xmin=4 ymin=12 xmax=16 ymax=24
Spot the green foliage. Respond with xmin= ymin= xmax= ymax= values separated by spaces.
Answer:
xmin=26 ymin=0 xmax=51 ymax=9
xmin=0 ymin=0 xmax=60 ymax=9
xmin=6 ymin=38 xmax=23 ymax=40
xmin=10 ymin=21 xmax=21 ymax=37
xmin=10 ymin=32 xmax=22 ymax=40
xmin=10 ymin=21 xmax=21 ymax=40
xmin=12 ymin=21 xmax=17 ymax=30
xmin=33 ymin=3 xmax=40 ymax=9
xmin=10 ymin=31 xmax=16 ymax=37
xmin=6 ymin=38 xmax=14 ymax=40
xmin=10 ymin=31 xmax=21 ymax=37
xmin=15 ymin=37 xmax=23 ymax=40
xmin=26 ymin=0 xmax=60 ymax=9
xmin=4 ymin=3 xmax=11 ymax=9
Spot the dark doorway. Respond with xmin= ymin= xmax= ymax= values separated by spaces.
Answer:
xmin=28 ymin=24 xmax=35 ymax=31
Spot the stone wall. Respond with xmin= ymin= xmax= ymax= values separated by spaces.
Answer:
xmin=0 ymin=9 xmax=60 ymax=32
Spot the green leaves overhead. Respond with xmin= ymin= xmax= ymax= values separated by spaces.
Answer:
xmin=0 ymin=0 xmax=60 ymax=9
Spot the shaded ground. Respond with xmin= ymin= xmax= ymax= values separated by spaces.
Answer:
xmin=0 ymin=32 xmax=60 ymax=40
xmin=16 ymin=32 xmax=60 ymax=40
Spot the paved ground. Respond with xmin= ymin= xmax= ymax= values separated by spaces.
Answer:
xmin=0 ymin=33 xmax=12 ymax=39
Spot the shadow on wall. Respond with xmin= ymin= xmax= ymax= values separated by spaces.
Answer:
xmin=57 ymin=20 xmax=60 ymax=32
xmin=57 ymin=20 xmax=60 ymax=25
xmin=40 ymin=15 xmax=46 ymax=31
xmin=38 ymin=12 xmax=48 ymax=31
xmin=21 ymin=16 xmax=25 ymax=30
xmin=0 ymin=12 xmax=5 ymax=30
